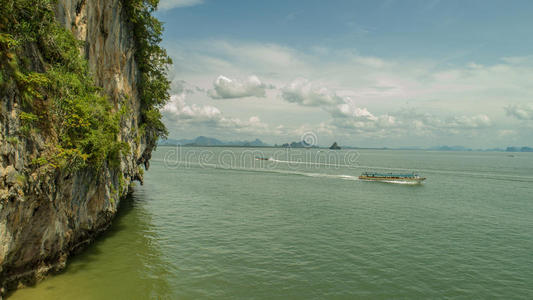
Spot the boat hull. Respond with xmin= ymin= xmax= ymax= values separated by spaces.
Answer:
xmin=358 ymin=176 xmax=426 ymax=184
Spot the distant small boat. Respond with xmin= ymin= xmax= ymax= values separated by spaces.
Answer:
xmin=255 ymin=157 xmax=270 ymax=161
xmin=359 ymin=172 xmax=426 ymax=184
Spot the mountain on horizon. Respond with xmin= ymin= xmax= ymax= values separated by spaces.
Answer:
xmin=429 ymin=145 xmax=472 ymax=151
xmin=280 ymin=141 xmax=319 ymax=148
xmin=506 ymin=146 xmax=533 ymax=152
xmin=159 ymin=138 xmax=533 ymax=151
xmin=158 ymin=136 xmax=269 ymax=147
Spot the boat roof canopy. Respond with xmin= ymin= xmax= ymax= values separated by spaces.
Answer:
xmin=362 ymin=172 xmax=418 ymax=177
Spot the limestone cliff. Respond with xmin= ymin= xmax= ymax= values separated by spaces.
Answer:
xmin=0 ymin=0 xmax=163 ymax=293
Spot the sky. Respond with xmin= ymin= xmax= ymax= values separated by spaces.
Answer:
xmin=155 ymin=0 xmax=533 ymax=148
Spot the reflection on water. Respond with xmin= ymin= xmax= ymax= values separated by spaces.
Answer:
xmin=9 ymin=193 xmax=172 ymax=300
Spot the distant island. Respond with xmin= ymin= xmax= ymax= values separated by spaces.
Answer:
xmin=329 ymin=142 xmax=341 ymax=150
xmin=429 ymin=145 xmax=472 ymax=151
xmin=158 ymin=137 xmax=533 ymax=152
xmin=505 ymin=146 xmax=533 ymax=152
xmin=158 ymin=136 xmax=321 ymax=148
xmin=428 ymin=145 xmax=533 ymax=152
xmin=158 ymin=136 xmax=269 ymax=147
xmin=279 ymin=141 xmax=319 ymax=148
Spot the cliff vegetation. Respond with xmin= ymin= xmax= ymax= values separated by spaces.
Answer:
xmin=0 ymin=0 xmax=171 ymax=293
xmin=0 ymin=0 xmax=170 ymax=172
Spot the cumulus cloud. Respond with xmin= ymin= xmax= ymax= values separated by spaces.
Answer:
xmin=326 ymin=111 xmax=491 ymax=139
xmin=390 ymin=111 xmax=492 ymax=136
xmin=281 ymin=79 xmax=344 ymax=106
xmin=163 ymin=94 xmax=221 ymax=121
xmin=333 ymin=116 xmax=393 ymax=131
xmin=505 ymin=104 xmax=533 ymax=120
xmin=445 ymin=114 xmax=492 ymax=129
xmin=329 ymin=99 xmax=378 ymax=121
xmin=278 ymin=77 xmax=493 ymax=138
xmin=207 ymin=75 xmax=272 ymax=99
xmin=279 ymin=79 xmax=399 ymax=134
xmin=163 ymin=39 xmax=533 ymax=146
xmin=163 ymin=93 xmax=270 ymax=135
xmin=158 ymin=0 xmax=203 ymax=10
xmin=217 ymin=116 xmax=269 ymax=132
xmin=279 ymin=81 xmax=395 ymax=137
xmin=211 ymin=41 xmax=306 ymax=70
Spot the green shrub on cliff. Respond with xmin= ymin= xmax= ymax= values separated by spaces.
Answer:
xmin=0 ymin=0 xmax=118 ymax=171
xmin=123 ymin=0 xmax=172 ymax=140
xmin=0 ymin=0 xmax=171 ymax=171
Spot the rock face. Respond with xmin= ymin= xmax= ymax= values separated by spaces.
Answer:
xmin=0 ymin=0 xmax=153 ymax=292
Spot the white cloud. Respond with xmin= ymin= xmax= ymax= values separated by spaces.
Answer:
xmin=163 ymin=94 xmax=221 ymax=121
xmin=326 ymin=111 xmax=491 ymax=140
xmin=163 ymin=93 xmax=270 ymax=136
xmin=505 ymin=104 xmax=533 ymax=120
xmin=390 ymin=111 xmax=492 ymax=135
xmin=207 ymin=75 xmax=272 ymax=99
xmin=281 ymin=79 xmax=344 ymax=106
xmin=445 ymin=114 xmax=492 ymax=129
xmin=329 ymin=100 xmax=378 ymax=121
xmin=218 ymin=116 xmax=269 ymax=132
xmin=212 ymin=41 xmax=306 ymax=70
xmin=158 ymin=0 xmax=203 ymax=10
xmin=278 ymin=76 xmax=492 ymax=138
xmin=162 ymin=38 xmax=533 ymax=146
xmin=165 ymin=40 xmax=310 ymax=81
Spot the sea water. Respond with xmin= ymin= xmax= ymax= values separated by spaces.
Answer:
xmin=10 ymin=147 xmax=533 ymax=299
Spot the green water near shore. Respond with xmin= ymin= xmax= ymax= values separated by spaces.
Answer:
xmin=10 ymin=148 xmax=533 ymax=299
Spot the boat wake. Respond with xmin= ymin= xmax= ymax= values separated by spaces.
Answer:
xmin=300 ymin=172 xmax=358 ymax=180
xmin=151 ymin=158 xmax=533 ymax=183
xmin=151 ymin=159 xmax=358 ymax=181
xmin=231 ymin=167 xmax=359 ymax=181
xmin=261 ymin=159 xmax=533 ymax=182
xmin=359 ymin=179 xmax=422 ymax=185
xmin=268 ymin=158 xmax=353 ymax=168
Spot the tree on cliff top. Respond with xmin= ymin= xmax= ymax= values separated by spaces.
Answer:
xmin=123 ymin=0 xmax=173 ymax=142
